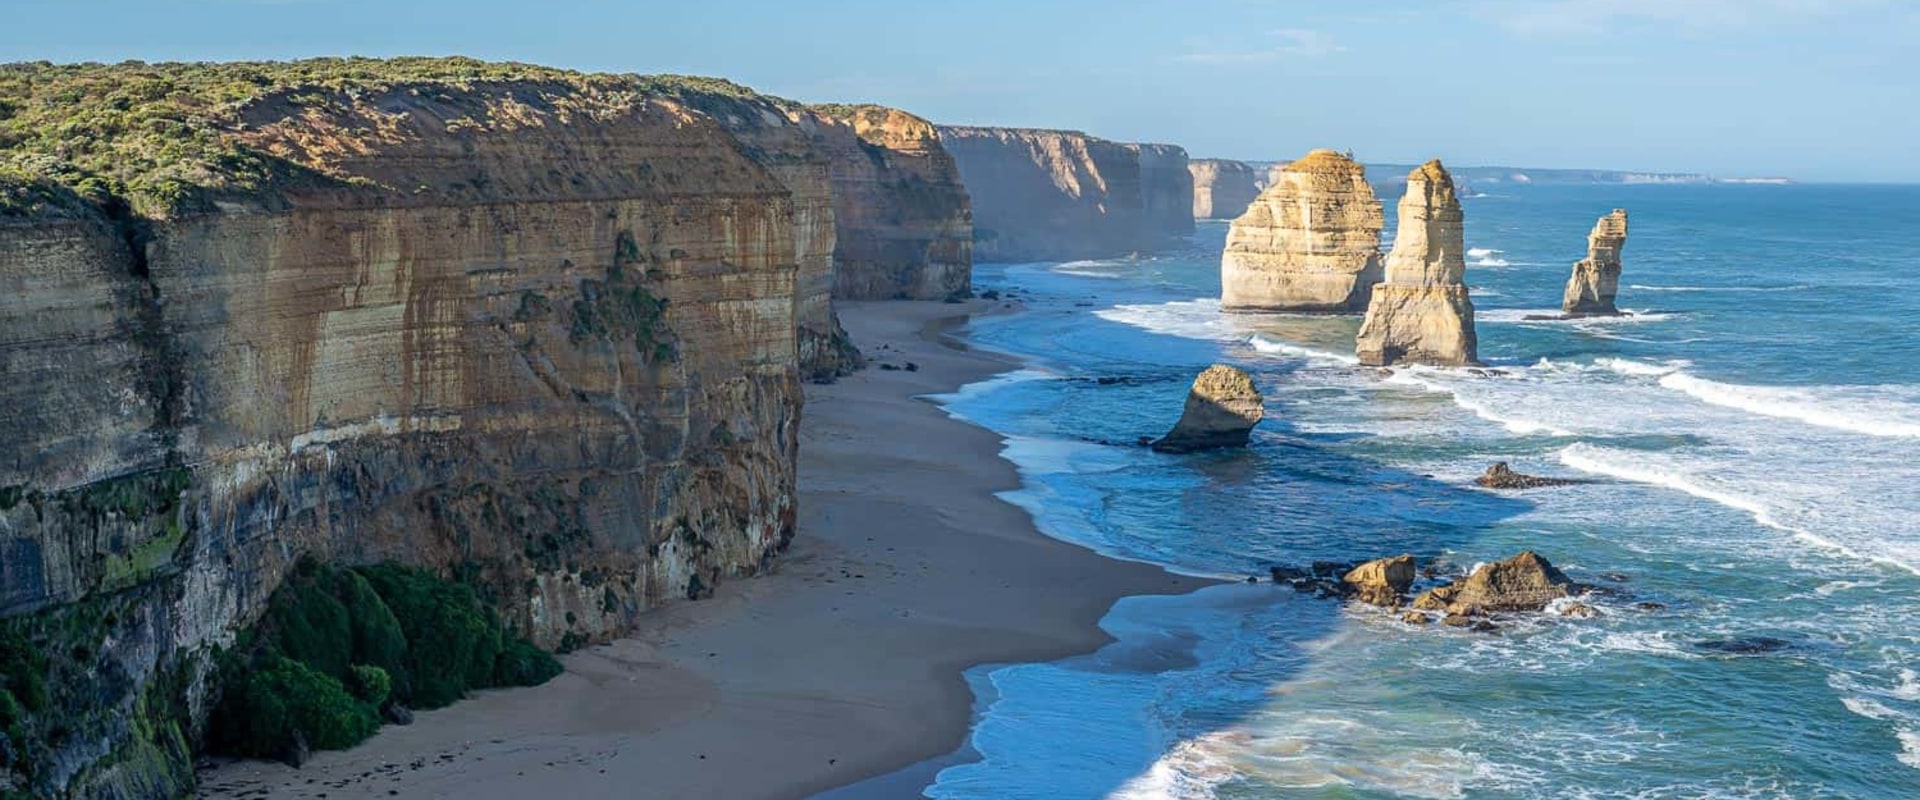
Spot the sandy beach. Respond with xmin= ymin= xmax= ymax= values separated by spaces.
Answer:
xmin=200 ymin=299 xmax=1211 ymax=799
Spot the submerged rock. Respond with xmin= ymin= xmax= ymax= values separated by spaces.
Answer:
xmin=1412 ymin=550 xmax=1577 ymax=616
xmin=1562 ymin=209 xmax=1630 ymax=317
xmin=1343 ymin=554 xmax=1416 ymax=608
xmin=1559 ymin=602 xmax=1601 ymax=619
xmin=1152 ymin=365 xmax=1265 ymax=453
xmin=1474 ymin=462 xmax=1586 ymax=490
xmin=1356 ymin=160 xmax=1479 ymax=366
xmin=1693 ymin=636 xmax=1791 ymax=655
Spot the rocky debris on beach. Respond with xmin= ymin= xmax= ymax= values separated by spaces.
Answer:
xmin=1474 ymin=462 xmax=1587 ymax=489
xmin=1356 ymin=160 xmax=1480 ymax=366
xmin=1342 ymin=554 xmax=1417 ymax=608
xmin=1221 ymin=149 xmax=1385 ymax=312
xmin=1411 ymin=551 xmax=1578 ymax=617
xmin=1151 ymin=365 xmax=1265 ymax=453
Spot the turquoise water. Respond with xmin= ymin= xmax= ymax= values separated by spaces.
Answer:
xmin=921 ymin=184 xmax=1920 ymax=799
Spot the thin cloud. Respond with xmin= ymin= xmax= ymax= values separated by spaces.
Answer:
xmin=1173 ymin=28 xmax=1345 ymax=65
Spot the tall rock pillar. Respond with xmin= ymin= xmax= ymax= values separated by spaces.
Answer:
xmin=1561 ymin=208 xmax=1629 ymax=316
xmin=1355 ymin=160 xmax=1479 ymax=366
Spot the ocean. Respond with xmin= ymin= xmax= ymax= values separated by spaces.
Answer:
xmin=917 ymin=184 xmax=1920 ymax=798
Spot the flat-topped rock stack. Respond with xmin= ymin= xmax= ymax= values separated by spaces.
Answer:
xmin=1189 ymin=158 xmax=1263 ymax=220
xmin=1355 ymin=160 xmax=1480 ymax=366
xmin=1221 ymin=150 xmax=1384 ymax=313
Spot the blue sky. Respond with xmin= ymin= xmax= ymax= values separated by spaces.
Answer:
xmin=5 ymin=0 xmax=1915 ymax=181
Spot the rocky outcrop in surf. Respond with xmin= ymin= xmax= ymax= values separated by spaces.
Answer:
xmin=1562 ymin=208 xmax=1629 ymax=316
xmin=935 ymin=125 xmax=1146 ymax=261
xmin=1151 ymin=365 xmax=1265 ymax=453
xmin=1411 ymin=551 xmax=1576 ymax=617
xmin=1127 ymin=143 xmax=1195 ymax=242
xmin=1475 ymin=462 xmax=1587 ymax=489
xmin=1343 ymin=555 xmax=1417 ymax=608
xmin=1355 ymin=160 xmax=1479 ymax=366
xmin=1189 ymin=158 xmax=1262 ymax=220
xmin=1221 ymin=150 xmax=1384 ymax=313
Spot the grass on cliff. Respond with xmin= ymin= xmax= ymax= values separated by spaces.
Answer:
xmin=0 ymin=56 xmax=792 ymax=219
xmin=208 ymin=560 xmax=561 ymax=761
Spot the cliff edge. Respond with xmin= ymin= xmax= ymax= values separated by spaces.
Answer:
xmin=1189 ymin=158 xmax=1262 ymax=220
xmin=935 ymin=125 xmax=1147 ymax=262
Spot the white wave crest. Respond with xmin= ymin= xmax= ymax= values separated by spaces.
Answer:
xmin=1108 ymin=734 xmax=1238 ymax=800
xmin=1658 ymin=373 xmax=1920 ymax=439
xmin=1471 ymin=255 xmax=1511 ymax=267
xmin=1095 ymin=299 xmax=1236 ymax=342
xmin=1467 ymin=247 xmax=1500 ymax=258
xmin=1595 ymin=358 xmax=1688 ymax=377
xmin=1248 ymin=334 xmax=1358 ymax=365
xmin=1558 ymin=443 xmax=1786 ymax=529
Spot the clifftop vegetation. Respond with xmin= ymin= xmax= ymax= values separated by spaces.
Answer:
xmin=0 ymin=56 xmax=789 ymax=219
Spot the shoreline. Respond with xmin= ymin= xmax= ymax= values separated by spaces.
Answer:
xmin=201 ymin=298 xmax=1213 ymax=799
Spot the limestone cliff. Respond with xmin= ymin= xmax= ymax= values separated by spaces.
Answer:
xmin=0 ymin=62 xmax=808 ymax=798
xmin=1562 ymin=209 xmax=1629 ymax=316
xmin=810 ymin=105 xmax=974 ymax=301
xmin=1126 ymin=143 xmax=1195 ymax=243
xmin=658 ymin=87 xmax=859 ymax=380
xmin=1222 ymin=150 xmax=1385 ymax=313
xmin=1355 ymin=160 xmax=1479 ymax=366
xmin=1189 ymin=158 xmax=1262 ymax=220
xmin=935 ymin=125 xmax=1146 ymax=262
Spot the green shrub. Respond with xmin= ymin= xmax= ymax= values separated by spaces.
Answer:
xmin=348 ymin=664 xmax=391 ymax=707
xmin=213 ymin=656 xmax=378 ymax=758
xmin=494 ymin=638 xmax=563 ymax=688
xmin=355 ymin=564 xmax=503 ymax=709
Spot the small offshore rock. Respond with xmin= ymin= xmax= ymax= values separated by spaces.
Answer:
xmin=1442 ymin=613 xmax=1476 ymax=628
xmin=1635 ymin=601 xmax=1668 ymax=612
xmin=1693 ymin=636 xmax=1791 ymax=655
xmin=1475 ymin=462 xmax=1584 ymax=490
xmin=1342 ymin=554 xmax=1416 ymax=608
xmin=1412 ymin=551 xmax=1575 ymax=616
xmin=904 ymin=362 xmax=920 ymax=372
xmin=1401 ymin=611 xmax=1432 ymax=625
xmin=1559 ymin=602 xmax=1600 ymax=619
xmin=1151 ymin=364 xmax=1265 ymax=453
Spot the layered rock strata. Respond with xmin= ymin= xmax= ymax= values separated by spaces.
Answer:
xmin=1151 ymin=365 xmax=1264 ymax=453
xmin=1189 ymin=158 xmax=1262 ymax=220
xmin=1222 ymin=150 xmax=1385 ymax=312
xmin=1355 ymin=160 xmax=1480 ymax=366
xmin=0 ymin=65 xmax=817 ymax=798
xmin=812 ymin=105 xmax=974 ymax=301
xmin=935 ymin=125 xmax=1146 ymax=262
xmin=1562 ymin=208 xmax=1629 ymax=316
xmin=1126 ymin=143 xmax=1195 ymax=242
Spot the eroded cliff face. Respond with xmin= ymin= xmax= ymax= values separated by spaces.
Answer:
xmin=935 ymin=125 xmax=1146 ymax=262
xmin=0 ymin=79 xmax=801 ymax=798
xmin=1189 ymin=158 xmax=1262 ymax=220
xmin=1356 ymin=160 xmax=1479 ymax=366
xmin=1126 ymin=143 xmax=1195 ymax=243
xmin=1562 ymin=208 xmax=1629 ymax=316
xmin=812 ymin=106 xmax=973 ymax=301
xmin=650 ymin=89 xmax=858 ymax=380
xmin=1222 ymin=150 xmax=1385 ymax=313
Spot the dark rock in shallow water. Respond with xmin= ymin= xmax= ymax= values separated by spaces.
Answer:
xmin=1693 ymin=636 xmax=1791 ymax=655
xmin=1401 ymin=611 xmax=1432 ymax=625
xmin=1152 ymin=365 xmax=1265 ymax=453
xmin=1636 ymin=601 xmax=1668 ymax=612
xmin=1474 ymin=462 xmax=1587 ymax=490
xmin=1559 ymin=602 xmax=1600 ymax=619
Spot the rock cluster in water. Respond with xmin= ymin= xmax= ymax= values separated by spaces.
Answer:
xmin=1411 ymin=551 xmax=1576 ymax=617
xmin=1355 ymin=160 xmax=1479 ymax=366
xmin=1474 ymin=462 xmax=1587 ymax=489
xmin=1562 ymin=208 xmax=1630 ymax=316
xmin=1221 ymin=150 xmax=1385 ymax=313
xmin=1151 ymin=365 xmax=1265 ymax=453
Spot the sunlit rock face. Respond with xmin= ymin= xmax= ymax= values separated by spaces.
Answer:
xmin=1562 ymin=208 xmax=1629 ymax=317
xmin=1355 ymin=160 xmax=1479 ymax=366
xmin=1221 ymin=150 xmax=1384 ymax=313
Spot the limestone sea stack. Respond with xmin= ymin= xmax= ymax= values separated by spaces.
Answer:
xmin=1355 ymin=160 xmax=1480 ymax=366
xmin=1189 ymin=158 xmax=1263 ymax=220
xmin=1562 ymin=208 xmax=1630 ymax=316
xmin=1221 ymin=150 xmax=1385 ymax=313
xmin=936 ymin=125 xmax=1146 ymax=261
xmin=1127 ymin=143 xmax=1197 ymax=243
xmin=1151 ymin=365 xmax=1265 ymax=453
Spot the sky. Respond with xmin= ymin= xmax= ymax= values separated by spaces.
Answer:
xmin=4 ymin=0 xmax=1916 ymax=182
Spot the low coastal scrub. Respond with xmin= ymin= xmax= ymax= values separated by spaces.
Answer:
xmin=208 ymin=561 xmax=561 ymax=761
